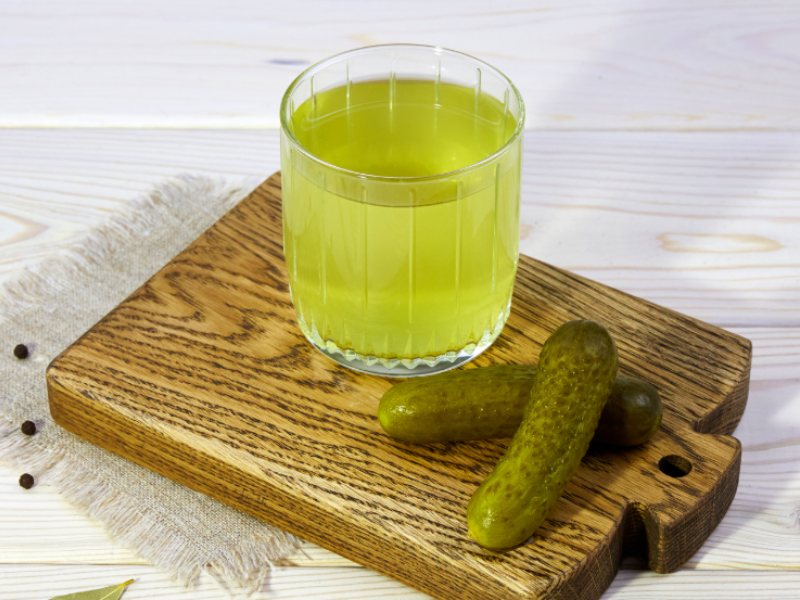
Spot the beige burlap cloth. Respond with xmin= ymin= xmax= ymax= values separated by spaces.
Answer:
xmin=0 ymin=175 xmax=302 ymax=595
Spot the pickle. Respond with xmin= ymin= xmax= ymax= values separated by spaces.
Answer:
xmin=466 ymin=320 xmax=618 ymax=550
xmin=593 ymin=375 xmax=662 ymax=446
xmin=378 ymin=366 xmax=661 ymax=447
xmin=378 ymin=365 xmax=535 ymax=444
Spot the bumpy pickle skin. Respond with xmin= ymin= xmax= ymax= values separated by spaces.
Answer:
xmin=466 ymin=320 xmax=619 ymax=551
xmin=378 ymin=365 xmax=535 ymax=444
xmin=378 ymin=366 xmax=661 ymax=446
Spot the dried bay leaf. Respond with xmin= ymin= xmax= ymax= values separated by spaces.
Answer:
xmin=49 ymin=579 xmax=134 ymax=600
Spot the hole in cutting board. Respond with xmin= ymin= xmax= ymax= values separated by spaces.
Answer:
xmin=658 ymin=455 xmax=692 ymax=478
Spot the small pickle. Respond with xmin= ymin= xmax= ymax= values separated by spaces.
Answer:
xmin=378 ymin=365 xmax=535 ymax=444
xmin=466 ymin=320 xmax=618 ymax=550
xmin=379 ymin=368 xmax=661 ymax=447
xmin=593 ymin=375 xmax=662 ymax=447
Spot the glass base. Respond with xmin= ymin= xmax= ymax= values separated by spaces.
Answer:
xmin=297 ymin=307 xmax=510 ymax=378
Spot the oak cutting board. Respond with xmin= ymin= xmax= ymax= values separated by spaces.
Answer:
xmin=48 ymin=172 xmax=751 ymax=600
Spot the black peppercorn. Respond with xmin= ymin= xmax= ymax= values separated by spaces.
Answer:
xmin=13 ymin=344 xmax=28 ymax=359
xmin=19 ymin=473 xmax=34 ymax=489
xmin=21 ymin=421 xmax=36 ymax=436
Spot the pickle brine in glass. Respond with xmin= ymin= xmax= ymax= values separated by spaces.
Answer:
xmin=281 ymin=69 xmax=523 ymax=375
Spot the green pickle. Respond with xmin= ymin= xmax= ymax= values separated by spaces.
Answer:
xmin=594 ymin=376 xmax=662 ymax=446
xmin=378 ymin=365 xmax=536 ymax=444
xmin=378 ymin=364 xmax=661 ymax=447
xmin=466 ymin=320 xmax=618 ymax=550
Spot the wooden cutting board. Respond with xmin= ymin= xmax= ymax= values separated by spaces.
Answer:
xmin=47 ymin=172 xmax=751 ymax=600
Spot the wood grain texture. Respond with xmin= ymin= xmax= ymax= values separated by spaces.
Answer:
xmin=7 ymin=564 xmax=800 ymax=600
xmin=0 ymin=564 xmax=431 ymax=600
xmin=2 ymin=1 xmax=800 ymax=129
xmin=46 ymin=173 xmax=750 ymax=600
xmin=5 ymin=375 xmax=800 ymax=571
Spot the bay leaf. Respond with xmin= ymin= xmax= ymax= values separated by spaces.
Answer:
xmin=49 ymin=579 xmax=134 ymax=600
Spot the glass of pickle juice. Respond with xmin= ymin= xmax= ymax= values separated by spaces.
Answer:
xmin=279 ymin=44 xmax=524 ymax=376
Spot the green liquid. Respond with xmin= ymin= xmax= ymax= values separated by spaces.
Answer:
xmin=282 ymin=79 xmax=521 ymax=362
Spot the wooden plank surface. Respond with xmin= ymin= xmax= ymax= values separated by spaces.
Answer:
xmin=0 ymin=129 xmax=797 ymax=327
xmin=2 ymin=0 xmax=800 ymax=597
xmin=1 ymin=1 xmax=800 ymax=130
xmin=5 ymin=564 xmax=800 ymax=600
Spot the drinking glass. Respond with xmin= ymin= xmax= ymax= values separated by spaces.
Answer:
xmin=280 ymin=44 xmax=524 ymax=376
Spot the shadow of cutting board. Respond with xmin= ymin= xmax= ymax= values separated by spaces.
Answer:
xmin=47 ymin=172 xmax=751 ymax=600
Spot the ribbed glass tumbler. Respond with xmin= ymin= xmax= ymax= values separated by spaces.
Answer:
xmin=280 ymin=44 xmax=524 ymax=376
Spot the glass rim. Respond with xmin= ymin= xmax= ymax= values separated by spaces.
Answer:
xmin=279 ymin=43 xmax=526 ymax=183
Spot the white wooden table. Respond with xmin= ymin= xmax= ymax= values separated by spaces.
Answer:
xmin=1 ymin=1 xmax=799 ymax=598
